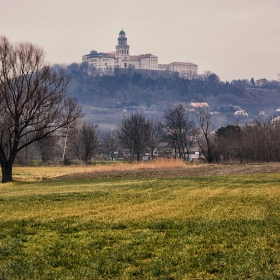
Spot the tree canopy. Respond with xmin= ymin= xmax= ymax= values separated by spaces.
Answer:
xmin=0 ymin=36 xmax=81 ymax=182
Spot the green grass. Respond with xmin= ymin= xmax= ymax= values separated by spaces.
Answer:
xmin=0 ymin=168 xmax=280 ymax=279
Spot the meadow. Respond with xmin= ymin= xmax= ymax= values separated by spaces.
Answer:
xmin=0 ymin=160 xmax=280 ymax=279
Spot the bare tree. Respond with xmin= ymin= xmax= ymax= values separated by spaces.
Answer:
xmin=239 ymin=119 xmax=280 ymax=163
xmin=194 ymin=103 xmax=215 ymax=163
xmin=103 ymin=131 xmax=119 ymax=161
xmin=145 ymin=119 xmax=164 ymax=159
xmin=200 ymin=71 xmax=219 ymax=82
xmin=65 ymin=123 xmax=80 ymax=161
xmin=117 ymin=114 xmax=148 ymax=161
xmin=0 ymin=36 xmax=81 ymax=182
xmin=163 ymin=104 xmax=194 ymax=160
xmin=79 ymin=122 xmax=100 ymax=163
xmin=37 ymin=133 xmax=57 ymax=163
xmin=209 ymin=120 xmax=280 ymax=163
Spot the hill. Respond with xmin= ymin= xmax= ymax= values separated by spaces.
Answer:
xmin=59 ymin=63 xmax=280 ymax=128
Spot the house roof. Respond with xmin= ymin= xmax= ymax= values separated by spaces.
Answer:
xmin=130 ymin=53 xmax=157 ymax=61
xmin=129 ymin=55 xmax=140 ymax=61
xmin=191 ymin=102 xmax=209 ymax=107
xmin=83 ymin=51 xmax=115 ymax=59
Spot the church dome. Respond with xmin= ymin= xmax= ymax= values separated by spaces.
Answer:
xmin=119 ymin=30 xmax=126 ymax=35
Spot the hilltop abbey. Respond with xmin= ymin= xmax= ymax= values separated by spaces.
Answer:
xmin=82 ymin=30 xmax=198 ymax=78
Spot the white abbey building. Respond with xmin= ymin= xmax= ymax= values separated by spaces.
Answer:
xmin=82 ymin=30 xmax=198 ymax=78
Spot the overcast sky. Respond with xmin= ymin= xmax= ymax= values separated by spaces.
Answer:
xmin=1 ymin=0 xmax=279 ymax=81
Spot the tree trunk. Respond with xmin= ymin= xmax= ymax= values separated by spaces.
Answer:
xmin=1 ymin=160 xmax=13 ymax=183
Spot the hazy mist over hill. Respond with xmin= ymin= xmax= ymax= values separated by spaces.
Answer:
xmin=59 ymin=64 xmax=280 ymax=130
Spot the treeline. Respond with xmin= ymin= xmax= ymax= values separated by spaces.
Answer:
xmin=212 ymin=121 xmax=280 ymax=163
xmin=16 ymin=104 xmax=280 ymax=165
xmin=56 ymin=63 xmax=245 ymax=109
xmin=17 ymin=104 xmax=195 ymax=164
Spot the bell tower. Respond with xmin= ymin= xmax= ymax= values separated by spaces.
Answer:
xmin=116 ymin=29 xmax=130 ymax=68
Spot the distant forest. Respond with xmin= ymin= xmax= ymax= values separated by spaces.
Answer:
xmin=54 ymin=63 xmax=280 ymax=126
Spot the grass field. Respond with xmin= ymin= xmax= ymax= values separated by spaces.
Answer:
xmin=0 ymin=161 xmax=280 ymax=279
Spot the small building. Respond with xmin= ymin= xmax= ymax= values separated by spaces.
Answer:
xmin=190 ymin=102 xmax=209 ymax=108
xmin=234 ymin=110 xmax=248 ymax=117
xmin=187 ymin=151 xmax=200 ymax=161
xmin=256 ymin=78 xmax=268 ymax=86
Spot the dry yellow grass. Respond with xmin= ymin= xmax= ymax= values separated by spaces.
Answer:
xmin=70 ymin=158 xmax=188 ymax=173
xmin=10 ymin=160 xmax=280 ymax=182
xmin=12 ymin=158 xmax=190 ymax=181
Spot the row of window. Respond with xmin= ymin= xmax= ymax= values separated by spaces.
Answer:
xmin=117 ymin=49 xmax=129 ymax=55
xmin=88 ymin=58 xmax=114 ymax=63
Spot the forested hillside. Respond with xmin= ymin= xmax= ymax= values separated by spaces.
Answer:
xmin=57 ymin=63 xmax=280 ymax=127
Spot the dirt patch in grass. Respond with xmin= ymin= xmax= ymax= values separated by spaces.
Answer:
xmin=55 ymin=162 xmax=280 ymax=181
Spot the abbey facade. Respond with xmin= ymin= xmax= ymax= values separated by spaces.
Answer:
xmin=82 ymin=30 xmax=198 ymax=78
